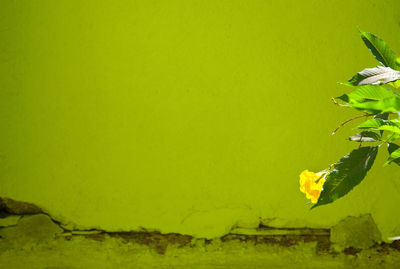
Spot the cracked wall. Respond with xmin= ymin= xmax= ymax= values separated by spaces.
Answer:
xmin=1 ymin=0 xmax=400 ymax=242
xmin=1 ymin=210 xmax=400 ymax=268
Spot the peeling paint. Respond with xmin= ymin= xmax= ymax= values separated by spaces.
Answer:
xmin=2 ymin=212 xmax=400 ymax=268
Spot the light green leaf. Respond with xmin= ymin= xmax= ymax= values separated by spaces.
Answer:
xmin=393 ymin=80 xmax=400 ymax=89
xmin=396 ymin=57 xmax=400 ymax=67
xmin=345 ymin=66 xmax=400 ymax=86
xmin=342 ymin=85 xmax=396 ymax=102
xmin=387 ymin=143 xmax=400 ymax=166
xmin=385 ymin=147 xmax=400 ymax=165
xmin=350 ymin=96 xmax=400 ymax=114
xmin=387 ymin=133 xmax=400 ymax=143
xmin=348 ymin=131 xmax=381 ymax=142
xmin=312 ymin=146 xmax=378 ymax=208
xmin=357 ymin=118 xmax=400 ymax=133
xmin=337 ymin=85 xmax=400 ymax=114
xmin=359 ymin=30 xmax=397 ymax=69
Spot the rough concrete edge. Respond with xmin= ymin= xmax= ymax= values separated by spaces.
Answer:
xmin=1 ymin=197 xmax=399 ymax=256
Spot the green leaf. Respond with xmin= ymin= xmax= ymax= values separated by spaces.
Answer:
xmin=335 ymin=85 xmax=395 ymax=107
xmin=387 ymin=133 xmax=400 ymax=143
xmin=385 ymin=147 xmax=400 ymax=165
xmin=337 ymin=85 xmax=400 ymax=114
xmin=348 ymin=131 xmax=381 ymax=142
xmin=336 ymin=94 xmax=349 ymax=103
xmin=387 ymin=143 xmax=400 ymax=166
xmin=357 ymin=118 xmax=400 ymax=133
xmin=374 ymin=113 xmax=389 ymax=120
xmin=393 ymin=80 xmax=400 ymax=89
xmin=359 ymin=30 xmax=397 ymax=69
xmin=345 ymin=85 xmax=396 ymax=102
xmin=345 ymin=66 xmax=400 ymax=86
xmin=312 ymin=146 xmax=378 ymax=208
xmin=345 ymin=73 xmax=366 ymax=87
xmin=374 ymin=112 xmax=390 ymax=135
xmin=350 ymin=96 xmax=400 ymax=114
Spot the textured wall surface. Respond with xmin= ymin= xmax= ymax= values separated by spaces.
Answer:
xmin=1 ymin=213 xmax=400 ymax=269
xmin=1 ymin=0 xmax=400 ymax=240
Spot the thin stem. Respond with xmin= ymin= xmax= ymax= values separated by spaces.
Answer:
xmin=379 ymin=132 xmax=397 ymax=147
xmin=332 ymin=113 xmax=373 ymax=135
xmin=331 ymin=97 xmax=350 ymax=107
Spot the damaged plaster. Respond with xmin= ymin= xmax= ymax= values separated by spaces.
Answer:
xmin=0 ymin=198 xmax=386 ymax=251
xmin=331 ymin=214 xmax=382 ymax=251
xmin=1 ymin=207 xmax=400 ymax=268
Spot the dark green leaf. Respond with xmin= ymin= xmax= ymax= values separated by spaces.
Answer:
xmin=359 ymin=30 xmax=397 ymax=69
xmin=387 ymin=143 xmax=400 ymax=166
xmin=312 ymin=146 xmax=378 ymax=208
xmin=336 ymin=94 xmax=349 ymax=103
xmin=345 ymin=73 xmax=366 ymax=87
xmin=374 ymin=113 xmax=390 ymax=120
xmin=345 ymin=66 xmax=400 ymax=86
xmin=348 ymin=131 xmax=381 ymax=142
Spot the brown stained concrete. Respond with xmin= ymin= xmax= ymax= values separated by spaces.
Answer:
xmin=1 ymin=198 xmax=400 ymax=268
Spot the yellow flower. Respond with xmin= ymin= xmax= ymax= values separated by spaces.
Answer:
xmin=299 ymin=170 xmax=326 ymax=203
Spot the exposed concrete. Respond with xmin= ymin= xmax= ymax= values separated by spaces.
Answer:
xmin=331 ymin=214 xmax=382 ymax=251
xmin=0 ymin=197 xmax=42 ymax=215
xmin=0 ymin=199 xmax=398 ymax=268
xmin=0 ymin=215 xmax=20 ymax=227
xmin=0 ymin=214 xmax=63 ymax=250
xmin=0 ymin=200 xmax=398 ymax=268
xmin=1 ymin=213 xmax=400 ymax=268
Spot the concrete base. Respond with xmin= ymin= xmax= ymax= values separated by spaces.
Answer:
xmin=1 ymin=213 xmax=400 ymax=269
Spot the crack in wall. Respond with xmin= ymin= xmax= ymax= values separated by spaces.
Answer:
xmin=1 ymin=197 xmax=397 ymax=257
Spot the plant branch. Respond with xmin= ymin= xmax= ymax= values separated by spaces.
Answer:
xmin=332 ymin=113 xmax=373 ymax=135
xmin=379 ymin=132 xmax=397 ymax=147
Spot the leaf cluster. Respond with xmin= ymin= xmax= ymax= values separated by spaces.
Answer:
xmin=313 ymin=30 xmax=400 ymax=208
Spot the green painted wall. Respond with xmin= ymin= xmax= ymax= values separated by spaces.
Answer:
xmin=1 ymin=0 xmax=400 ymax=239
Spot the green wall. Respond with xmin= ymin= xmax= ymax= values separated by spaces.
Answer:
xmin=1 ymin=0 xmax=400 ymax=239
